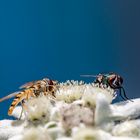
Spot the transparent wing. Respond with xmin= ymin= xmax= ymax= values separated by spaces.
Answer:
xmin=0 ymin=91 xmax=21 ymax=102
xmin=19 ymin=81 xmax=38 ymax=89
xmin=80 ymin=75 xmax=98 ymax=77
xmin=80 ymin=72 xmax=111 ymax=78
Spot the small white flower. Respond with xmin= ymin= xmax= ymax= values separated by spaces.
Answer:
xmin=56 ymin=137 xmax=72 ymax=140
xmin=9 ymin=135 xmax=23 ymax=140
xmin=46 ymin=122 xmax=65 ymax=140
xmin=25 ymin=96 xmax=52 ymax=125
xmin=111 ymin=136 xmax=140 ymax=140
xmin=111 ymin=98 xmax=140 ymax=120
xmin=50 ymin=101 xmax=65 ymax=122
xmin=83 ymin=84 xmax=115 ymax=104
xmin=73 ymin=128 xmax=111 ymax=140
xmin=59 ymin=80 xmax=84 ymax=86
xmin=22 ymin=127 xmax=52 ymax=140
xmin=60 ymin=103 xmax=94 ymax=130
xmin=0 ymin=120 xmax=23 ymax=140
xmin=112 ymin=120 xmax=140 ymax=138
xmin=93 ymin=92 xmax=115 ymax=132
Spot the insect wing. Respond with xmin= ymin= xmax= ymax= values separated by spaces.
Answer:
xmin=80 ymin=72 xmax=109 ymax=78
xmin=0 ymin=91 xmax=21 ymax=102
xmin=19 ymin=81 xmax=37 ymax=89
xmin=80 ymin=75 xmax=98 ymax=77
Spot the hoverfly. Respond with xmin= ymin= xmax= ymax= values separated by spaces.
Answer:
xmin=0 ymin=78 xmax=58 ymax=116
xmin=81 ymin=72 xmax=133 ymax=102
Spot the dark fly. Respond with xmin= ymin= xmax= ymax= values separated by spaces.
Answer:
xmin=81 ymin=72 xmax=133 ymax=102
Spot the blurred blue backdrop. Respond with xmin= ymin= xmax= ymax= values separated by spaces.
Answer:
xmin=0 ymin=0 xmax=140 ymax=119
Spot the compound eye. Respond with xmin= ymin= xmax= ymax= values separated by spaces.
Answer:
xmin=114 ymin=76 xmax=123 ymax=87
xmin=109 ymin=75 xmax=116 ymax=83
xmin=108 ymin=75 xmax=118 ymax=88
xmin=48 ymin=79 xmax=53 ymax=85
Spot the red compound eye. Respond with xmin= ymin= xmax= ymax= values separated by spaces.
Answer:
xmin=108 ymin=75 xmax=116 ymax=83
xmin=48 ymin=79 xmax=53 ymax=85
xmin=108 ymin=74 xmax=123 ymax=88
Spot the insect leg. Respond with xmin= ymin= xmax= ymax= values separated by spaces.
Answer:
xmin=121 ymin=87 xmax=133 ymax=102
xmin=18 ymin=100 xmax=24 ymax=120
xmin=119 ymin=88 xmax=127 ymax=101
xmin=19 ymin=91 xmax=34 ymax=120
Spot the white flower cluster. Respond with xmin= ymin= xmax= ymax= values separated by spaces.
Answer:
xmin=56 ymin=80 xmax=85 ymax=103
xmin=0 ymin=80 xmax=140 ymax=140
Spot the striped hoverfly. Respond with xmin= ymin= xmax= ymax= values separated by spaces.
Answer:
xmin=0 ymin=78 xmax=58 ymax=116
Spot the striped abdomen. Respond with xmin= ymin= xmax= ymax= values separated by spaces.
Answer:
xmin=8 ymin=88 xmax=35 ymax=115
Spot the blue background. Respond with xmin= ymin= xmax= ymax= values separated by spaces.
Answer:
xmin=0 ymin=0 xmax=140 ymax=119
